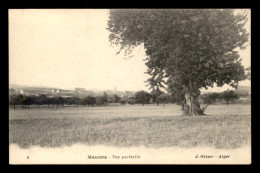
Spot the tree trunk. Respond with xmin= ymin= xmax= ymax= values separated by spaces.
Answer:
xmin=227 ymin=101 xmax=229 ymax=106
xmin=184 ymin=92 xmax=205 ymax=116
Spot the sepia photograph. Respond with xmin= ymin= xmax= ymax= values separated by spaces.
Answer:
xmin=9 ymin=9 xmax=251 ymax=164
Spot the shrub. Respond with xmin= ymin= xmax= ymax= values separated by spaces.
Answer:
xmin=127 ymin=98 xmax=135 ymax=105
xmin=119 ymin=99 xmax=126 ymax=105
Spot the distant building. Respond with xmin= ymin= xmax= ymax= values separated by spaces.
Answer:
xmin=52 ymin=89 xmax=60 ymax=93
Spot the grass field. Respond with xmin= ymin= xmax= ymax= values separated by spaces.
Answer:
xmin=9 ymin=104 xmax=251 ymax=149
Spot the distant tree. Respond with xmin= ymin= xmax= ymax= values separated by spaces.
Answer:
xmin=9 ymin=94 xmax=26 ymax=108
xmin=75 ymin=97 xmax=82 ymax=107
xmin=201 ymin=92 xmax=220 ymax=111
xmin=24 ymin=96 xmax=35 ymax=108
xmin=127 ymin=97 xmax=136 ymax=104
xmin=202 ymin=93 xmax=219 ymax=105
xmin=69 ymin=97 xmax=79 ymax=106
xmin=9 ymin=95 xmax=19 ymax=108
xmin=103 ymin=92 xmax=108 ymax=105
xmin=107 ymin=96 xmax=113 ymax=104
xmin=65 ymin=97 xmax=73 ymax=106
xmin=167 ymin=95 xmax=176 ymax=103
xmin=119 ymin=99 xmax=126 ymax=105
xmin=84 ymin=96 xmax=96 ymax=106
xmin=112 ymin=94 xmax=121 ymax=103
xmin=221 ymin=90 xmax=240 ymax=105
xmin=62 ymin=97 xmax=69 ymax=106
xmin=44 ymin=97 xmax=52 ymax=107
xmin=135 ymin=90 xmax=151 ymax=106
xmin=82 ymin=97 xmax=88 ymax=106
xmin=245 ymin=66 xmax=251 ymax=81
xmin=13 ymin=94 xmax=25 ymax=108
xmin=77 ymin=98 xmax=84 ymax=107
xmin=56 ymin=96 xmax=65 ymax=108
xmin=67 ymin=97 xmax=76 ymax=105
xmin=150 ymin=88 xmax=163 ymax=106
xmin=52 ymin=97 xmax=58 ymax=107
xmin=90 ymin=96 xmax=96 ymax=106
xmin=95 ymin=96 xmax=105 ymax=106
xmin=156 ymin=93 xmax=170 ymax=107
xmin=39 ymin=95 xmax=47 ymax=108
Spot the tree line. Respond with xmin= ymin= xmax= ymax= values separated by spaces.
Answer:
xmin=9 ymin=90 xmax=174 ymax=109
xmin=202 ymin=90 xmax=241 ymax=106
xmin=9 ymin=92 xmax=111 ymax=109
xmin=9 ymin=89 xmax=244 ymax=109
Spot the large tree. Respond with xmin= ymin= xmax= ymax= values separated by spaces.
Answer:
xmin=107 ymin=9 xmax=249 ymax=116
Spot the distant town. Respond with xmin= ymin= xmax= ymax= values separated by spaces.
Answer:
xmin=9 ymin=84 xmax=136 ymax=99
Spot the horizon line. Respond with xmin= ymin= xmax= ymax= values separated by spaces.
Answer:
xmin=9 ymin=83 xmax=149 ymax=92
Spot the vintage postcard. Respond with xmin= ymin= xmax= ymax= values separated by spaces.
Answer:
xmin=9 ymin=9 xmax=251 ymax=164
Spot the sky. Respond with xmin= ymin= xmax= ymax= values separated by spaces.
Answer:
xmin=9 ymin=9 xmax=251 ymax=92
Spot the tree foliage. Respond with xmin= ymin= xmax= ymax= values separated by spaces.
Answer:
xmin=150 ymin=88 xmax=163 ymax=105
xmin=220 ymin=90 xmax=240 ymax=105
xmin=245 ymin=66 xmax=251 ymax=81
xmin=108 ymin=9 xmax=249 ymax=115
xmin=9 ymin=94 xmax=112 ymax=108
xmin=202 ymin=92 xmax=220 ymax=105
xmin=135 ymin=90 xmax=151 ymax=105
xmin=112 ymin=94 xmax=121 ymax=103
xmin=119 ymin=99 xmax=126 ymax=105
xmin=156 ymin=93 xmax=171 ymax=106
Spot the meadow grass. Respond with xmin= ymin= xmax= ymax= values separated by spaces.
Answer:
xmin=9 ymin=104 xmax=251 ymax=149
